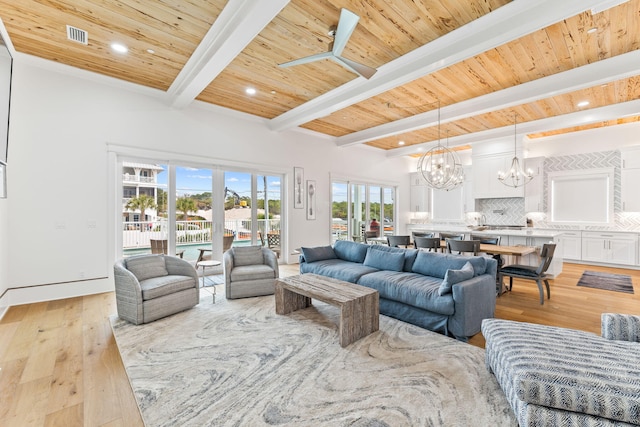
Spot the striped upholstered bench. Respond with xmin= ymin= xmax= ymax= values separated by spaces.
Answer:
xmin=482 ymin=315 xmax=640 ymax=426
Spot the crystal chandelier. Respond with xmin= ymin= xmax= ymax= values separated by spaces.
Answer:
xmin=417 ymin=104 xmax=464 ymax=191
xmin=497 ymin=113 xmax=533 ymax=188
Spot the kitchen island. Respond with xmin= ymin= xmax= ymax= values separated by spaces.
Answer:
xmin=407 ymin=224 xmax=564 ymax=277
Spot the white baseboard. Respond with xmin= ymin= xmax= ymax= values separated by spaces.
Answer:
xmin=2 ymin=277 xmax=114 ymax=307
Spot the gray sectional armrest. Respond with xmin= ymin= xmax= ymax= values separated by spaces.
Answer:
xmin=449 ymin=275 xmax=496 ymax=339
xmin=601 ymin=313 xmax=640 ymax=342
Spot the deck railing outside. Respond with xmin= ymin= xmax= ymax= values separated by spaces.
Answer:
xmin=123 ymin=218 xmax=281 ymax=249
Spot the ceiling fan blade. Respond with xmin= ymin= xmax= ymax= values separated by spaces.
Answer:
xmin=332 ymin=8 xmax=360 ymax=57
xmin=278 ymin=51 xmax=333 ymax=68
xmin=335 ymin=56 xmax=377 ymax=79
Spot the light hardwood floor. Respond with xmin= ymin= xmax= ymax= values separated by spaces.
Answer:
xmin=1 ymin=262 xmax=638 ymax=426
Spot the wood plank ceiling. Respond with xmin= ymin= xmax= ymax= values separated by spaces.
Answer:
xmin=0 ymin=0 xmax=638 ymax=155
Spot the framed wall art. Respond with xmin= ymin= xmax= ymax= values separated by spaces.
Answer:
xmin=307 ymin=180 xmax=316 ymax=220
xmin=294 ymin=167 xmax=304 ymax=209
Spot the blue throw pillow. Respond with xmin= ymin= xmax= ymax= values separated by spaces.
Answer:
xmin=301 ymin=246 xmax=336 ymax=263
xmin=363 ymin=247 xmax=404 ymax=271
xmin=412 ymin=251 xmax=486 ymax=278
xmin=333 ymin=240 xmax=369 ymax=263
xmin=439 ymin=261 xmax=474 ymax=296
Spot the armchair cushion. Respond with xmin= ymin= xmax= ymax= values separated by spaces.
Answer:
xmin=230 ymin=265 xmax=276 ymax=282
xmin=232 ymin=246 xmax=264 ymax=266
xmin=126 ymin=255 xmax=168 ymax=282
xmin=439 ymin=261 xmax=474 ymax=296
xmin=140 ymin=275 xmax=198 ymax=300
xmin=301 ymin=245 xmax=336 ymax=263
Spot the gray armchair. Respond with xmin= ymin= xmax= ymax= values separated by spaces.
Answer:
xmin=114 ymin=254 xmax=199 ymax=324
xmin=224 ymin=245 xmax=278 ymax=299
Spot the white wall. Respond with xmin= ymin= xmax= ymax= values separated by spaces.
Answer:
xmin=5 ymin=58 xmax=412 ymax=304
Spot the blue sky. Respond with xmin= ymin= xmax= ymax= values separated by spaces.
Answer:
xmin=156 ymin=165 xmax=281 ymax=199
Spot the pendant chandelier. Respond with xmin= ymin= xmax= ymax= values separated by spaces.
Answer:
xmin=497 ymin=113 xmax=533 ymax=188
xmin=417 ymin=103 xmax=464 ymax=191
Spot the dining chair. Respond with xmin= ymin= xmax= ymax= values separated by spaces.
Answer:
xmin=363 ymin=230 xmax=378 ymax=244
xmin=267 ymin=232 xmax=281 ymax=257
xmin=387 ymin=235 xmax=411 ymax=248
xmin=470 ymin=234 xmax=501 ymax=245
xmin=499 ymin=243 xmax=557 ymax=305
xmin=439 ymin=232 xmax=464 ymax=252
xmin=446 ymin=239 xmax=480 ymax=256
xmin=414 ymin=236 xmax=440 ymax=251
xmin=150 ymin=239 xmax=184 ymax=258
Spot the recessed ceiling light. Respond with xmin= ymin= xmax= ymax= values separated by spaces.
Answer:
xmin=111 ymin=43 xmax=128 ymax=54
xmin=398 ymin=140 xmax=405 ymax=146
xmin=146 ymin=48 xmax=155 ymax=54
xmin=587 ymin=27 xmax=598 ymax=34
xmin=245 ymin=87 xmax=256 ymax=95
xmin=577 ymin=101 xmax=590 ymax=107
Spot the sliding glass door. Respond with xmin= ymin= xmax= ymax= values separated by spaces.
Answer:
xmin=330 ymin=180 xmax=396 ymax=243
xmin=120 ymin=158 xmax=283 ymax=261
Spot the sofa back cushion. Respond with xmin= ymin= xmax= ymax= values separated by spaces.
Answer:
xmin=365 ymin=244 xmax=418 ymax=272
xmin=126 ymin=255 xmax=168 ymax=282
xmin=333 ymin=240 xmax=369 ymax=263
xmin=412 ymin=251 xmax=487 ymax=279
xmin=439 ymin=261 xmax=474 ymax=295
xmin=301 ymin=245 xmax=336 ymax=263
xmin=232 ymin=245 xmax=264 ymax=266
xmin=363 ymin=247 xmax=404 ymax=271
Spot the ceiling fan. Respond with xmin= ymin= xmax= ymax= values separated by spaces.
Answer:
xmin=278 ymin=8 xmax=378 ymax=79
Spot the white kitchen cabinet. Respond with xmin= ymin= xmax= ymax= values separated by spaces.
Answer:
xmin=473 ymin=154 xmax=524 ymax=199
xmin=432 ymin=186 xmax=464 ymax=220
xmin=581 ymin=232 xmax=638 ymax=266
xmin=622 ymin=169 xmax=640 ymax=212
xmin=410 ymin=172 xmax=431 ymax=213
xmin=621 ymin=147 xmax=640 ymax=212
xmin=560 ymin=231 xmax=582 ymax=260
xmin=462 ymin=165 xmax=475 ymax=212
xmin=524 ymin=157 xmax=544 ymax=213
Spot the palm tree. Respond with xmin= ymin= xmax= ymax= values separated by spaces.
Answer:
xmin=176 ymin=196 xmax=197 ymax=220
xmin=125 ymin=195 xmax=157 ymax=231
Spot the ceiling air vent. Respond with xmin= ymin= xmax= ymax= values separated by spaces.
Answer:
xmin=66 ymin=25 xmax=88 ymax=45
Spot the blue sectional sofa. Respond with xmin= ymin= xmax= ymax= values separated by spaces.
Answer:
xmin=299 ymin=240 xmax=497 ymax=341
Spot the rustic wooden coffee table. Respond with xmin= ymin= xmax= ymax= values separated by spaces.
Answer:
xmin=275 ymin=273 xmax=379 ymax=347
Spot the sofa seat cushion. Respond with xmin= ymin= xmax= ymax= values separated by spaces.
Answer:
xmin=126 ymin=255 xmax=168 ymax=282
xmin=357 ymin=271 xmax=454 ymax=315
xmin=230 ymin=264 xmax=276 ymax=282
xmin=483 ymin=319 xmax=640 ymax=425
xmin=140 ymin=275 xmax=195 ymax=301
xmin=300 ymin=259 xmax=378 ymax=283
xmin=412 ymin=251 xmax=487 ymax=278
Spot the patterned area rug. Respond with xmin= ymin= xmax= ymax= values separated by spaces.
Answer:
xmin=577 ymin=270 xmax=634 ymax=294
xmin=110 ymin=289 xmax=516 ymax=427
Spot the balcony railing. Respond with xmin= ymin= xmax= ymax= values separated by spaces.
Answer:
xmin=123 ymin=219 xmax=281 ymax=249
xmin=123 ymin=174 xmax=156 ymax=184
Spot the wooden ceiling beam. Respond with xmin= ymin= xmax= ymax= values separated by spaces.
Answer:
xmin=268 ymin=0 xmax=606 ymax=132
xmin=169 ymin=0 xmax=290 ymax=109
xmin=337 ymin=50 xmax=640 ymax=147
xmin=387 ymin=99 xmax=640 ymax=158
